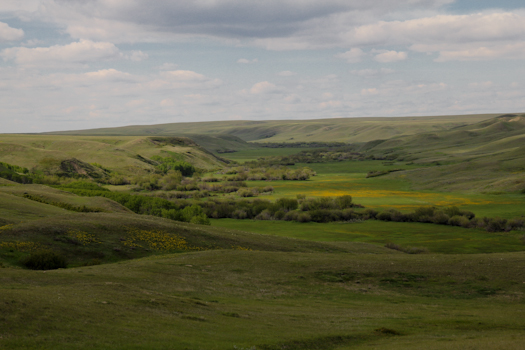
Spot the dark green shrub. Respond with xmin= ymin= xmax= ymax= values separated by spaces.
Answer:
xmin=232 ymin=209 xmax=248 ymax=219
xmin=274 ymin=210 xmax=286 ymax=220
xmin=443 ymin=206 xmax=460 ymax=217
xmin=190 ymin=214 xmax=211 ymax=225
xmin=309 ymin=209 xmax=332 ymax=223
xmin=388 ymin=209 xmax=406 ymax=222
xmin=363 ymin=208 xmax=378 ymax=219
xmin=283 ymin=210 xmax=299 ymax=221
xmin=484 ymin=217 xmax=508 ymax=232
xmin=448 ymin=215 xmax=470 ymax=227
xmin=507 ymin=218 xmax=525 ymax=231
xmin=255 ymin=209 xmax=273 ymax=220
xmin=459 ymin=209 xmax=476 ymax=220
xmin=297 ymin=212 xmax=312 ymax=223
xmin=432 ymin=211 xmax=450 ymax=225
xmin=412 ymin=206 xmax=435 ymax=222
xmin=20 ymin=251 xmax=67 ymax=270
xmin=377 ymin=211 xmax=392 ymax=221
xmin=335 ymin=195 xmax=353 ymax=209
xmin=275 ymin=198 xmax=298 ymax=211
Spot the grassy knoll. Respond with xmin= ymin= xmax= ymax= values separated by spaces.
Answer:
xmin=0 ymin=134 xmax=226 ymax=177
xmin=1 ymin=250 xmax=524 ymax=349
xmin=211 ymin=219 xmax=525 ymax=254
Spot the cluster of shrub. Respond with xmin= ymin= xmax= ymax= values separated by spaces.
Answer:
xmin=60 ymin=187 xmax=210 ymax=225
xmin=0 ymin=161 xmax=32 ymax=184
xmin=245 ymin=150 xmax=365 ymax=167
xmin=150 ymin=155 xmax=196 ymax=176
xmin=197 ymin=195 xmax=366 ymax=223
xmin=372 ymin=206 xmax=525 ymax=233
xmin=253 ymin=142 xmax=349 ymax=149
xmin=216 ymin=166 xmax=316 ymax=181
xmin=60 ymin=185 xmax=363 ymax=224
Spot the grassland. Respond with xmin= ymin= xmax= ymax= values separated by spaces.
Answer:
xmin=2 ymin=113 xmax=525 ymax=349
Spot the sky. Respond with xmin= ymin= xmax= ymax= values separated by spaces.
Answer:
xmin=1 ymin=1 xmax=524 ymax=133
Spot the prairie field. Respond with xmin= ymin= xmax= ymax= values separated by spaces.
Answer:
xmin=1 ymin=113 xmax=525 ymax=349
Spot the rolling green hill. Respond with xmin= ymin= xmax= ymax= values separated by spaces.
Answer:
xmin=0 ymin=135 xmax=228 ymax=179
xmin=44 ymin=114 xmax=498 ymax=143
xmin=361 ymin=114 xmax=525 ymax=192
xmin=0 ymin=182 xmax=389 ymax=268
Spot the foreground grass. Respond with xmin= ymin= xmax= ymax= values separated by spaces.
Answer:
xmin=1 ymin=250 xmax=524 ymax=349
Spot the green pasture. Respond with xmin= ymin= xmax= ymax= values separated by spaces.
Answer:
xmin=211 ymin=219 xmax=525 ymax=254
xmin=1 ymin=250 xmax=524 ymax=349
xmin=238 ymin=160 xmax=525 ymax=218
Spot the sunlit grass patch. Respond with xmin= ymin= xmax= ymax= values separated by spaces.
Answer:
xmin=0 ymin=224 xmax=14 ymax=231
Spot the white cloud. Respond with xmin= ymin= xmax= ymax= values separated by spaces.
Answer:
xmin=469 ymin=81 xmax=493 ymax=89
xmin=158 ymin=63 xmax=179 ymax=70
xmin=237 ymin=58 xmax=258 ymax=64
xmin=347 ymin=12 xmax=525 ymax=61
xmin=0 ymin=22 xmax=24 ymax=42
xmin=373 ymin=50 xmax=407 ymax=63
xmin=1 ymin=40 xmax=146 ymax=68
xmin=153 ymin=70 xmax=223 ymax=90
xmin=335 ymin=48 xmax=366 ymax=63
xmin=429 ymin=42 xmax=525 ymax=61
xmin=250 ymin=81 xmax=279 ymax=94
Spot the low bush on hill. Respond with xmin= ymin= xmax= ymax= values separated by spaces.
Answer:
xmin=375 ymin=206 xmax=525 ymax=233
xmin=20 ymin=251 xmax=68 ymax=270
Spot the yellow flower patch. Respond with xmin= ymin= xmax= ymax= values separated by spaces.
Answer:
xmin=0 ymin=241 xmax=41 ymax=252
xmin=67 ymin=230 xmax=101 ymax=245
xmin=123 ymin=228 xmax=202 ymax=252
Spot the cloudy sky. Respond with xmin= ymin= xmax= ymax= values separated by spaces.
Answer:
xmin=1 ymin=0 xmax=524 ymax=133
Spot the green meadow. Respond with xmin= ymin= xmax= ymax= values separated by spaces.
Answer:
xmin=228 ymin=159 xmax=525 ymax=218
xmin=211 ymin=219 xmax=525 ymax=254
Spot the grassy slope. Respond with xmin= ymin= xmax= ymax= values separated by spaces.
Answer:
xmin=0 ymin=184 xmax=133 ymax=214
xmin=0 ymin=184 xmax=387 ymax=267
xmin=1 ymin=250 xmax=524 ymax=349
xmin=361 ymin=114 xmax=525 ymax=192
xmin=43 ymin=114 xmax=497 ymax=143
xmin=0 ymin=134 xmax=227 ymax=176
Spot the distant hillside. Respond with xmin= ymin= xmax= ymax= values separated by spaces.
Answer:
xmin=363 ymin=114 xmax=525 ymax=192
xmin=0 ymin=135 xmax=228 ymax=178
xmin=44 ymin=114 xmax=498 ymax=144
